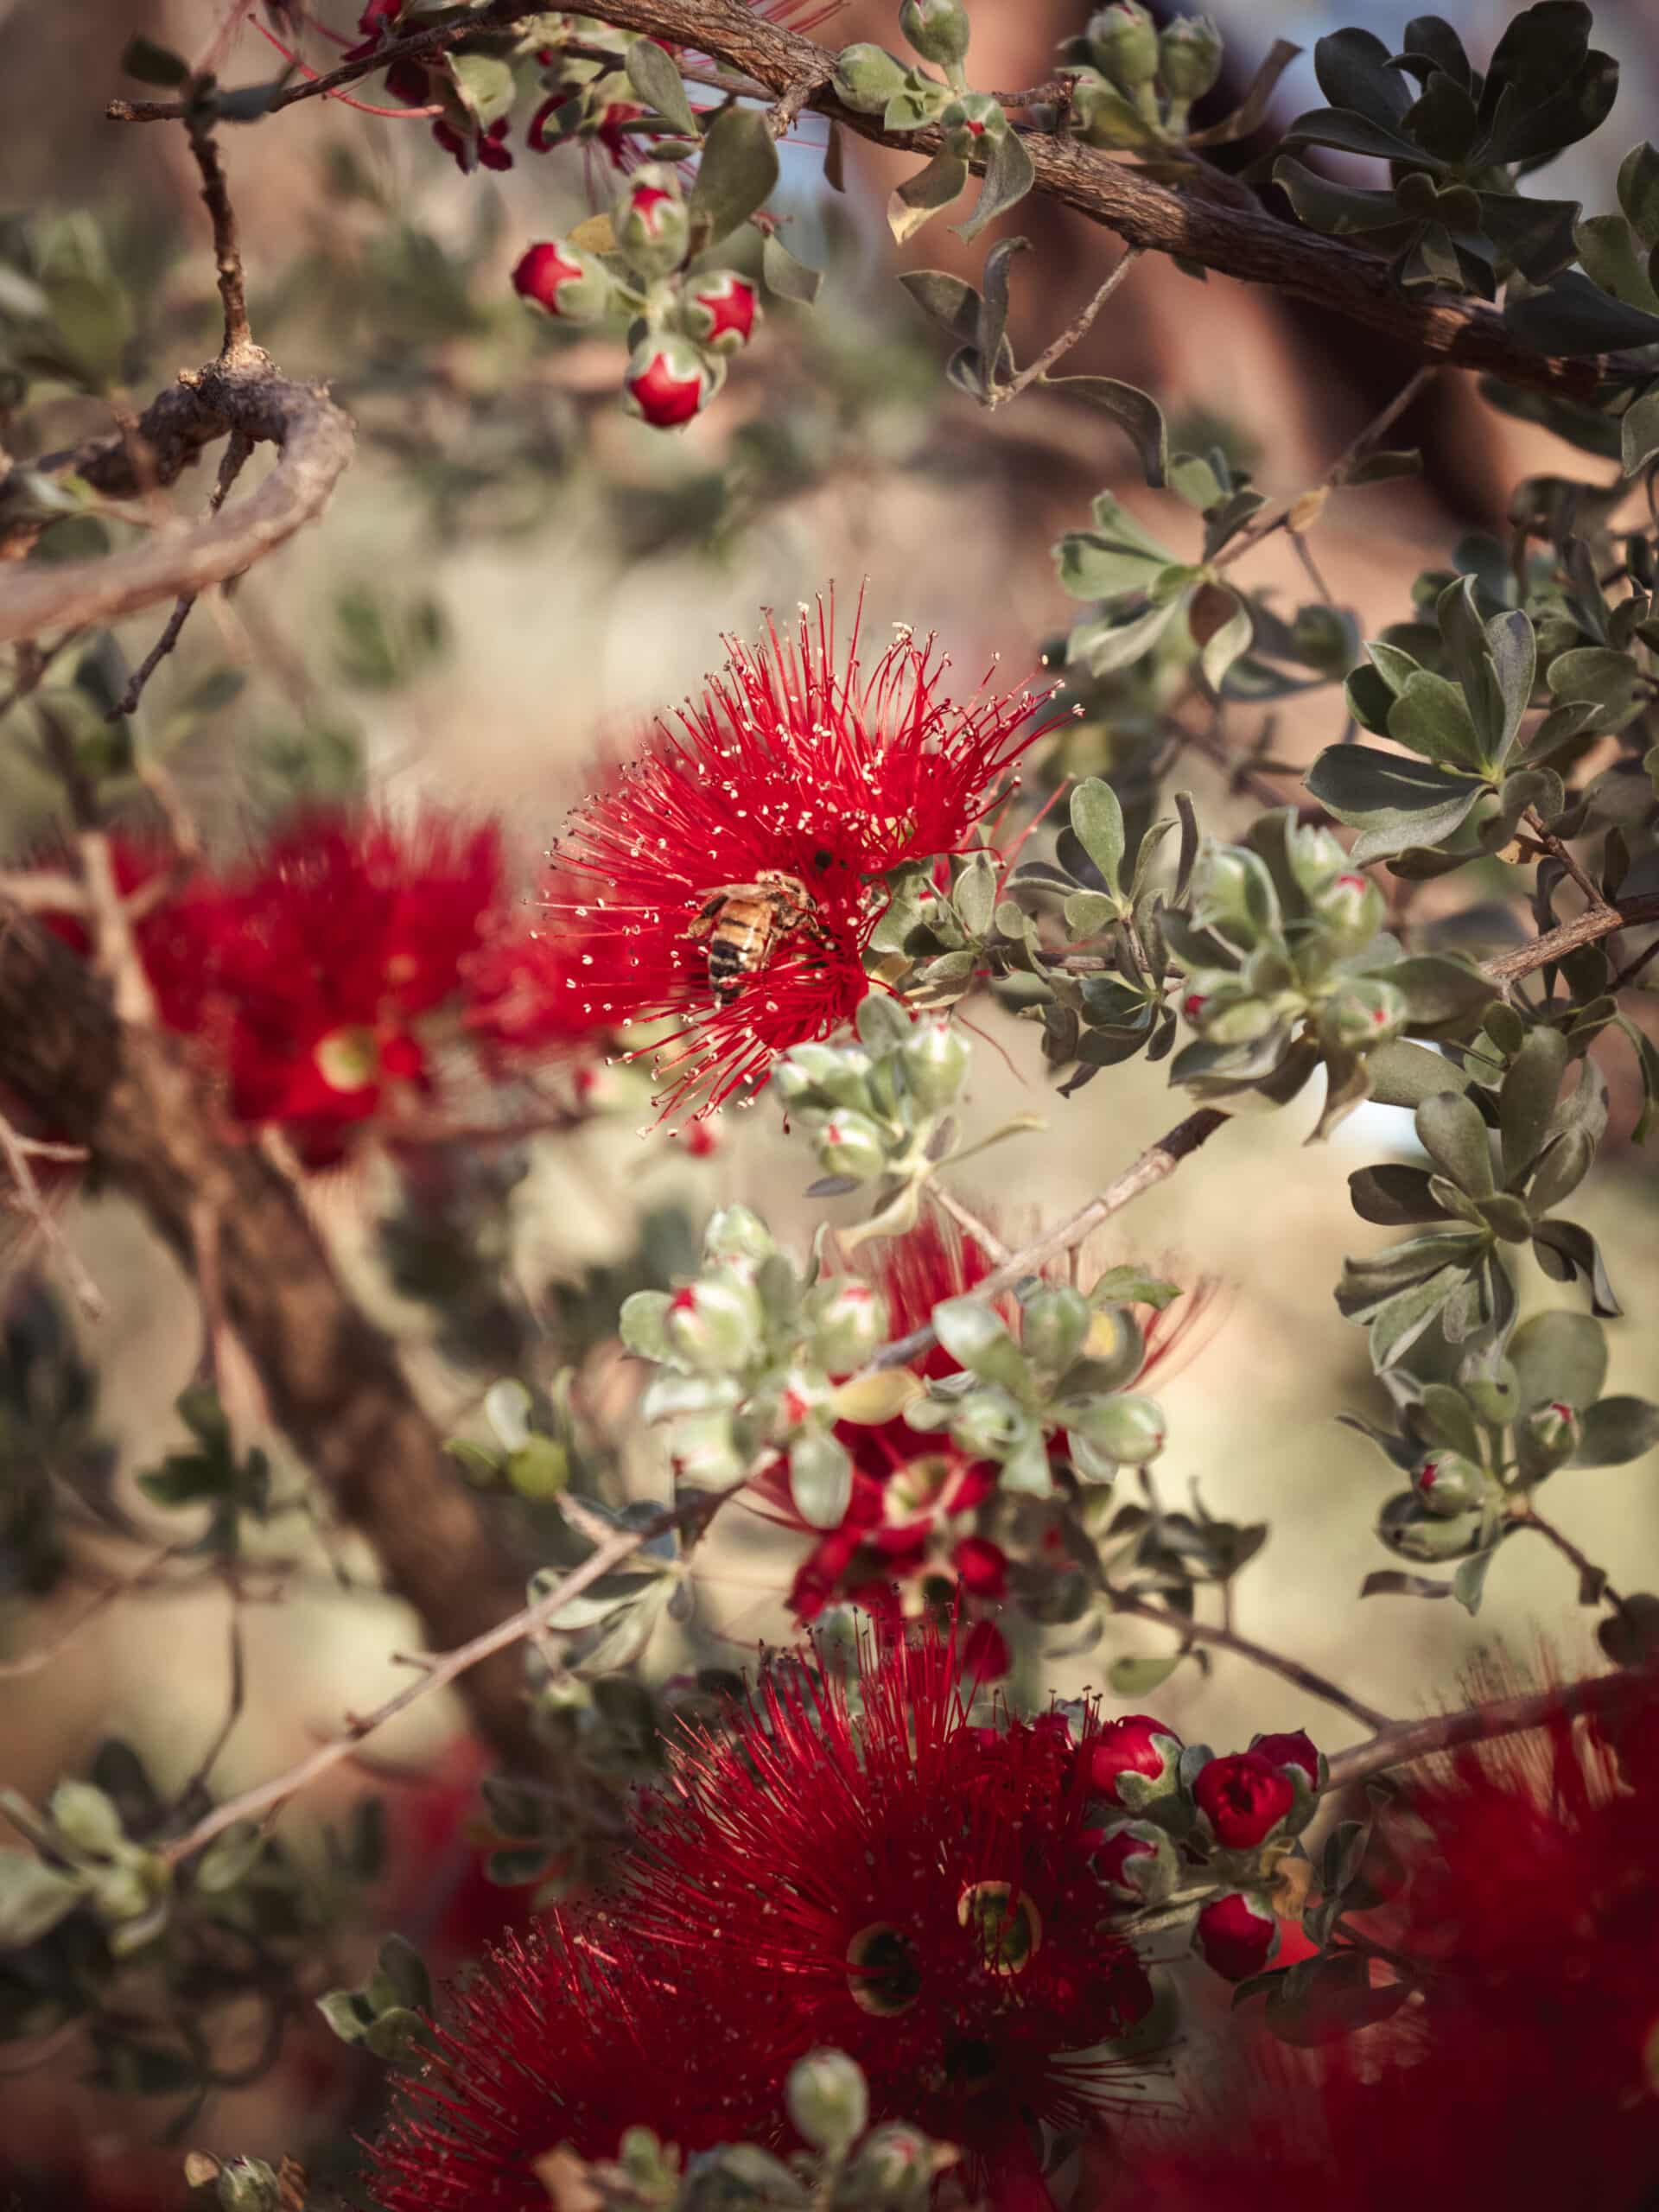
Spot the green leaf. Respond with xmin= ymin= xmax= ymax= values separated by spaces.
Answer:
xmin=1503 ymin=270 xmax=1659 ymax=357
xmin=932 ymin=1297 xmax=1030 ymax=1394
xmin=1387 ymin=668 xmax=1485 ymax=771
xmin=1416 ymin=1090 xmax=1495 ymax=1197
xmin=1304 ymin=746 xmax=1485 ymax=864
xmin=1045 ymin=378 xmax=1167 ymax=487
xmin=1066 ymin=596 xmax=1183 ymax=678
xmin=1622 ymin=387 xmax=1659 ymax=478
xmin=1619 ymin=141 xmax=1659 ymax=248
xmin=619 ymin=1291 xmax=670 ymax=1363
xmin=48 ymin=1779 xmax=124 ymax=1859
xmin=952 ymin=850 xmax=998 ymax=938
xmin=1192 ymin=586 xmax=1253 ymax=695
xmin=956 ymin=127 xmax=1035 ymax=245
xmin=1069 ymin=779 xmax=1125 ymax=897
xmin=378 ymin=1932 xmax=433 ymax=2013
xmin=0 ymin=1853 xmax=86 ymax=1948
xmin=1188 ymin=37 xmax=1302 ymax=146
xmin=1349 ymin=1164 xmax=1450 ymax=1225
xmin=1499 ymin=1026 xmax=1570 ymax=1180
xmin=1314 ymin=27 xmax=1413 ymax=128
xmin=1532 ymin=1219 xmax=1622 ymax=1317
xmin=121 ymin=35 xmax=189 ymax=86
xmin=888 ymin=150 xmax=968 ymax=245
xmin=625 ymin=39 xmax=700 ymax=139
xmin=1280 ymin=104 xmax=1430 ymax=165
xmin=1573 ymin=213 xmax=1659 ymax=313
xmin=1509 ymin=1312 xmax=1609 ymax=1414
xmin=1575 ymin=1395 xmax=1659 ymax=1466
xmin=755 ymin=231 xmax=820 ymax=308
xmin=448 ymin=53 xmax=516 ymax=128
xmin=1272 ymin=157 xmax=1405 ymax=238
xmin=1367 ymin=1037 xmax=1471 ymax=1107
xmin=1452 ymin=1546 xmax=1498 ymax=1616
xmin=691 ymin=109 xmax=780 ymax=249
xmin=194 ymin=1822 xmax=265 ymax=1895
xmin=1107 ymin=1652 xmax=1182 ymax=1695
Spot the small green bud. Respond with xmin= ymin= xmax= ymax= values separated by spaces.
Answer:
xmin=1319 ymin=977 xmax=1407 ymax=1054
xmin=786 ymin=2047 xmax=869 ymax=2154
xmin=1158 ymin=15 xmax=1224 ymax=102
xmin=1192 ymin=842 xmax=1276 ymax=944
xmin=832 ymin=41 xmax=911 ymax=113
xmin=1413 ymin=1451 xmax=1484 ymax=1517
xmin=1179 ymin=970 xmax=1277 ymax=1045
xmin=702 ymin=1205 xmax=777 ymax=1271
xmin=1070 ymin=69 xmax=1156 ymax=147
xmin=1516 ymin=1397 xmax=1581 ymax=1477
xmin=217 ymin=2162 xmax=282 ymax=2212
xmin=950 ymin=1389 xmax=1029 ymax=1459
xmin=899 ymin=1018 xmax=970 ymax=1110
xmin=804 ymin=1278 xmax=889 ymax=1375
xmin=1309 ymin=868 xmax=1384 ymax=951
xmin=1286 ymin=823 xmax=1348 ymax=897
xmin=842 ymin=2125 xmax=943 ymax=2210
xmin=779 ymin=1041 xmax=875 ymax=1110
xmin=614 ymin=166 xmax=690 ymax=277
xmin=938 ymin=90 xmax=1007 ymax=157
xmin=1087 ymin=2 xmax=1160 ymax=90
xmin=1021 ymin=1285 xmax=1092 ymax=1373
xmin=664 ymin=1276 xmax=763 ymax=1371
xmin=816 ymin=1109 xmax=890 ymax=1183
xmin=1063 ymin=1389 xmax=1166 ymax=1466
xmin=899 ymin=0 xmax=970 ymax=68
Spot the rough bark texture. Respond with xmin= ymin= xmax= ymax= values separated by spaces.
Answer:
xmin=0 ymin=907 xmax=540 ymax=1766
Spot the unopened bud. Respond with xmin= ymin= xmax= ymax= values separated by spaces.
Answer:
xmin=1158 ymin=15 xmax=1224 ymax=102
xmin=786 ymin=2048 xmax=868 ymax=2154
xmin=1021 ymin=1285 xmax=1091 ymax=1373
xmin=950 ymin=1390 xmax=1029 ymax=1459
xmin=1064 ymin=1390 xmax=1166 ymax=1465
xmin=1192 ymin=843 xmax=1276 ymax=944
xmin=1081 ymin=1713 xmax=1183 ymax=1807
xmin=1517 ymin=1396 xmax=1581 ymax=1476
xmin=1089 ymin=1818 xmax=1180 ymax=1905
xmin=622 ymin=335 xmax=721 ymax=429
xmin=1413 ymin=1450 xmax=1484 ymax=1517
xmin=682 ymin=270 xmax=759 ymax=355
xmin=1180 ymin=973 xmax=1278 ymax=1046
xmin=899 ymin=1018 xmax=970 ymax=1109
xmin=1193 ymin=1889 xmax=1280 ymax=1982
xmin=899 ymin=0 xmax=970 ymax=68
xmin=779 ymin=1042 xmax=874 ymax=1110
xmin=816 ymin=1108 xmax=889 ymax=1183
xmin=1088 ymin=2 xmax=1160 ymax=90
xmin=664 ymin=1276 xmax=763 ymax=1371
xmin=217 ymin=2163 xmax=282 ymax=2212
xmin=512 ymin=239 xmax=613 ymax=323
xmin=938 ymin=91 xmax=1007 ymax=157
xmin=1070 ymin=69 xmax=1155 ymax=147
xmin=702 ymin=1205 xmax=777 ymax=1270
xmin=832 ymin=41 xmax=911 ymax=113
xmin=804 ymin=1278 xmax=889 ymax=1375
xmin=842 ymin=2124 xmax=942 ymax=2210
xmin=1319 ymin=977 xmax=1406 ymax=1053
xmin=1310 ymin=869 xmax=1384 ymax=950
xmin=615 ymin=168 xmax=690 ymax=276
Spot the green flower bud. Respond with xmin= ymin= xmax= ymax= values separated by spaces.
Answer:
xmin=899 ymin=0 xmax=970 ymax=67
xmin=950 ymin=1389 xmax=1029 ymax=1459
xmin=1517 ymin=1397 xmax=1581 ymax=1477
xmin=217 ymin=2163 xmax=283 ymax=2212
xmin=804 ymin=1278 xmax=890 ymax=1375
xmin=740 ymin=1365 xmax=834 ymax=1452
xmin=938 ymin=91 xmax=1007 ymax=157
xmin=1021 ymin=1285 xmax=1092 ymax=1373
xmin=1192 ymin=842 xmax=1277 ymax=944
xmin=1319 ymin=977 xmax=1407 ymax=1054
xmin=1179 ymin=970 xmax=1277 ymax=1044
xmin=816 ymin=1108 xmax=890 ymax=1183
xmin=1087 ymin=2 xmax=1160 ymax=90
xmin=1382 ymin=1491 xmax=1484 ymax=1558
xmin=1158 ymin=15 xmax=1224 ymax=102
xmin=1070 ymin=69 xmax=1154 ymax=147
xmin=1063 ymin=1390 xmax=1166 ymax=1466
xmin=779 ymin=1041 xmax=875 ymax=1110
xmin=899 ymin=1018 xmax=970 ymax=1110
xmin=614 ymin=166 xmax=690 ymax=277
xmin=832 ymin=41 xmax=911 ymax=113
xmin=663 ymin=1276 xmax=763 ymax=1371
xmin=1286 ymin=823 xmax=1348 ymax=897
xmin=1413 ymin=1450 xmax=1484 ymax=1517
xmin=702 ymin=1204 xmax=777 ymax=1271
xmin=842 ymin=2125 xmax=942 ymax=2210
xmin=1309 ymin=868 xmax=1384 ymax=951
xmin=786 ymin=2047 xmax=869 ymax=2154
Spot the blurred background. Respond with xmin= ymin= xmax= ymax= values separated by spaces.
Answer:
xmin=3 ymin=0 xmax=1659 ymax=2202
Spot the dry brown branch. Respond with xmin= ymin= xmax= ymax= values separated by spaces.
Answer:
xmin=1107 ymin=1590 xmax=1392 ymax=1732
xmin=1326 ymin=1667 xmax=1648 ymax=1790
xmin=113 ymin=430 xmax=255 ymax=720
xmin=106 ymin=0 xmax=1655 ymax=404
xmin=1484 ymin=890 xmax=1659 ymax=985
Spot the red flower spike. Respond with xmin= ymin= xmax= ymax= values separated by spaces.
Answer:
xmin=1192 ymin=1751 xmax=1295 ymax=1849
xmin=543 ymin=603 xmax=1052 ymax=1116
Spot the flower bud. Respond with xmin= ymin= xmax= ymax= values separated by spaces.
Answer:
xmin=950 ymin=1390 xmax=1028 ymax=1459
xmin=1158 ymin=15 xmax=1224 ymax=101
xmin=950 ymin=1533 xmax=1007 ymax=1600
xmin=1181 ymin=976 xmax=1279 ymax=1046
xmin=1193 ymin=1890 xmax=1280 ymax=1982
xmin=786 ymin=2047 xmax=868 ymax=2154
xmin=682 ymin=270 xmax=760 ymax=354
xmin=512 ymin=239 xmax=613 ymax=323
xmin=938 ymin=91 xmax=1007 ymax=158
xmin=1319 ymin=977 xmax=1407 ymax=1054
xmin=664 ymin=1276 xmax=763 ymax=1371
xmin=1413 ymin=1449 xmax=1484 ymax=1518
xmin=1021 ymin=1285 xmax=1091 ymax=1373
xmin=1192 ymin=843 xmax=1274 ymax=944
xmin=623 ymin=336 xmax=721 ymax=429
xmin=816 ymin=1108 xmax=890 ymax=1183
xmin=1087 ymin=2 xmax=1160 ymax=90
xmin=1249 ymin=1729 xmax=1324 ymax=1797
xmin=804 ymin=1277 xmax=889 ymax=1375
xmin=1083 ymin=1713 xmax=1183 ymax=1808
xmin=832 ymin=41 xmax=911 ymax=113
xmin=1089 ymin=1818 xmax=1180 ymax=1905
xmin=217 ymin=2164 xmax=283 ymax=2212
xmin=1063 ymin=1390 xmax=1167 ymax=1466
xmin=1309 ymin=868 xmax=1384 ymax=951
xmin=842 ymin=2124 xmax=942 ymax=2209
xmin=703 ymin=1204 xmax=777 ymax=1270
xmin=1070 ymin=70 xmax=1155 ymax=147
xmin=1193 ymin=1751 xmax=1295 ymax=1849
xmin=1517 ymin=1397 xmax=1581 ymax=1475
xmin=779 ymin=1042 xmax=874 ymax=1110
xmin=899 ymin=1018 xmax=970 ymax=1110
xmin=614 ymin=168 xmax=690 ymax=276
xmin=899 ymin=0 xmax=970 ymax=68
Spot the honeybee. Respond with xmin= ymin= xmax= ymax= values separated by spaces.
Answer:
xmin=686 ymin=869 xmax=830 ymax=1007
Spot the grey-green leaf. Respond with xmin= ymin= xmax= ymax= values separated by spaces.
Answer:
xmin=1069 ymin=779 xmax=1126 ymax=897
xmin=1416 ymin=1090 xmax=1495 ymax=1197
xmin=1499 ymin=1025 xmax=1569 ymax=1181
xmin=1045 ymin=377 xmax=1168 ymax=487
xmin=692 ymin=109 xmax=780 ymax=249
xmin=626 ymin=38 xmax=701 ymax=138
xmin=1575 ymin=1395 xmax=1659 ymax=1467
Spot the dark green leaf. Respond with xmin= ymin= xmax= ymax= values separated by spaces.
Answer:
xmin=692 ymin=109 xmax=780 ymax=249
xmin=1477 ymin=192 xmax=1580 ymax=283
xmin=976 ymin=234 xmax=1028 ymax=380
xmin=1046 ymin=376 xmax=1168 ymax=487
xmin=1531 ymin=1219 xmax=1622 ymax=1316
xmin=1280 ymin=105 xmax=1434 ymax=165
xmin=760 ymin=232 xmax=822 ymax=306
xmin=1349 ymin=1164 xmax=1451 ymax=1225
xmin=1503 ymin=270 xmax=1659 ymax=357
xmin=0 ymin=1854 xmax=86 ymax=1949
xmin=1452 ymin=1545 xmax=1499 ymax=1615
xmin=1361 ymin=1569 xmax=1452 ymax=1599
xmin=1069 ymin=779 xmax=1125 ymax=896
xmin=625 ymin=39 xmax=700 ymax=139
xmin=1416 ymin=1090 xmax=1496 ymax=1197
xmin=121 ymin=35 xmax=189 ymax=86
xmin=1622 ymin=387 xmax=1659 ymax=478
xmin=888 ymin=150 xmax=968 ymax=245
xmin=956 ymin=127 xmax=1035 ymax=245
xmin=1576 ymin=1395 xmax=1659 ymax=1465
xmin=1618 ymin=142 xmax=1659 ymax=249
xmin=1573 ymin=214 xmax=1659 ymax=313
xmin=1272 ymin=158 xmax=1406 ymax=238
xmin=1304 ymin=746 xmax=1485 ymax=864
xmin=1313 ymin=29 xmax=1414 ymax=129
xmin=1403 ymin=70 xmax=1479 ymax=162
xmin=1499 ymin=1024 xmax=1570 ymax=1179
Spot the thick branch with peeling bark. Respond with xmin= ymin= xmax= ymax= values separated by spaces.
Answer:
xmin=0 ymin=910 xmax=539 ymax=1766
xmin=107 ymin=0 xmax=1651 ymax=404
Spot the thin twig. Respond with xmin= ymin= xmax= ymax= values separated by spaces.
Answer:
xmin=157 ymin=1472 xmax=752 ymax=1866
xmin=927 ymin=1182 xmax=1013 ymax=1264
xmin=993 ymin=247 xmax=1144 ymax=408
xmin=767 ymin=59 xmax=833 ymax=138
xmin=111 ymin=431 xmax=255 ymax=722
xmin=179 ymin=1593 xmax=249 ymax=1800
xmin=185 ymin=105 xmax=254 ymax=361
xmin=1325 ymin=1667 xmax=1647 ymax=1791
xmin=1507 ymin=1502 xmax=1621 ymax=1610
xmin=1523 ymin=807 xmax=1613 ymax=918
xmin=1109 ymin=1590 xmax=1392 ymax=1731
xmin=0 ymin=1112 xmax=105 ymax=1319
xmin=1483 ymin=892 xmax=1659 ymax=986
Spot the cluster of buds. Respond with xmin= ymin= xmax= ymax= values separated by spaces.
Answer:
xmin=1064 ymin=4 xmax=1224 ymax=145
xmin=1078 ymin=1716 xmax=1325 ymax=1980
xmin=512 ymin=164 xmax=760 ymax=429
xmin=1166 ymin=811 xmax=1474 ymax=1135
xmin=522 ymin=18 xmax=692 ymax=175
xmin=832 ymin=0 xmax=976 ymax=130
xmin=620 ymin=1206 xmax=894 ymax=1525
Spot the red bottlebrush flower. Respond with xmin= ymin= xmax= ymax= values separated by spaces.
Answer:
xmin=1192 ymin=1752 xmax=1295 ymax=1849
xmin=1249 ymin=1728 xmax=1322 ymax=1792
xmin=543 ymin=604 xmax=1048 ymax=1116
xmin=1192 ymin=1889 xmax=1280 ymax=1981
xmin=623 ymin=335 xmax=718 ymax=428
xmin=683 ymin=270 xmax=760 ymax=353
xmin=464 ymin=923 xmax=612 ymax=1060
xmin=1083 ymin=1714 xmax=1184 ymax=1807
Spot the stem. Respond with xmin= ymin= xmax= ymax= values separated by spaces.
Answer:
xmin=992 ymin=247 xmax=1145 ymax=407
xmin=926 ymin=1181 xmax=1013 ymax=1263
xmin=183 ymin=105 xmax=253 ymax=362
xmin=1325 ymin=1668 xmax=1644 ymax=1792
xmin=1109 ymin=1591 xmax=1392 ymax=1732
xmin=1482 ymin=892 xmax=1659 ymax=985
xmin=1523 ymin=806 xmax=1615 ymax=918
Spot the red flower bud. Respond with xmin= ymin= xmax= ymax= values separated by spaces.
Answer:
xmin=1089 ymin=1819 xmax=1180 ymax=1906
xmin=1192 ymin=1889 xmax=1280 ymax=1981
xmin=951 ymin=1535 xmax=1008 ymax=1601
xmin=1192 ymin=1751 xmax=1295 ymax=1848
xmin=1249 ymin=1729 xmax=1322 ymax=1792
xmin=512 ymin=240 xmax=613 ymax=324
xmin=683 ymin=270 xmax=760 ymax=354
xmin=1083 ymin=1713 xmax=1183 ymax=1807
xmin=623 ymin=336 xmax=720 ymax=429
